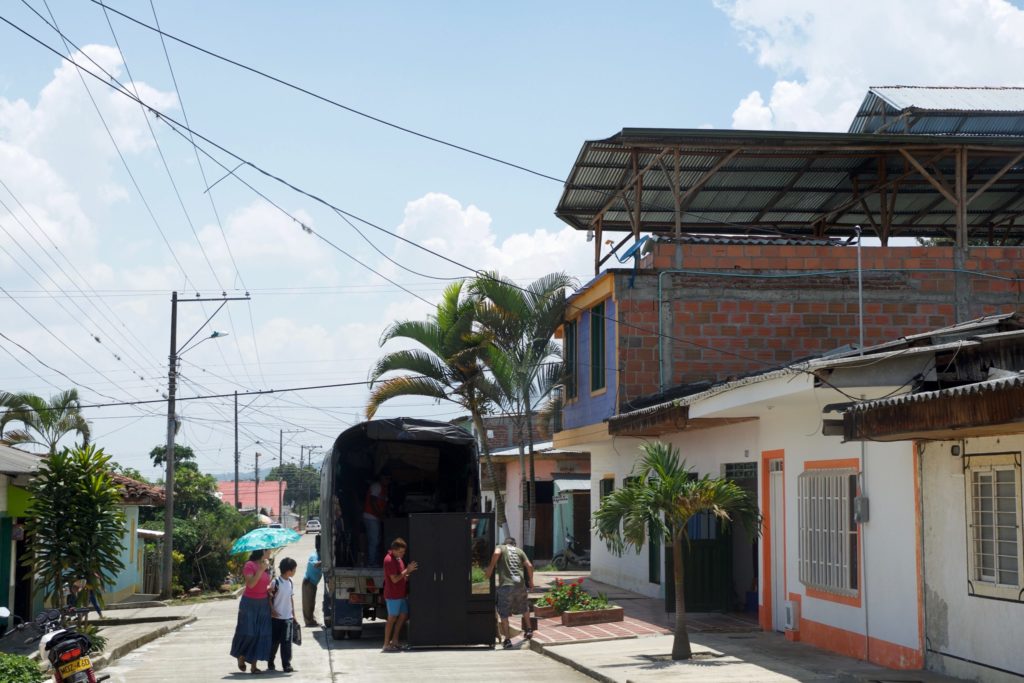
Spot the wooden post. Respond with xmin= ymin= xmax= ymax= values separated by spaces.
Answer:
xmin=955 ymin=147 xmax=970 ymax=322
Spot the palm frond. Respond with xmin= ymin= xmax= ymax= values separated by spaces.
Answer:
xmin=365 ymin=376 xmax=451 ymax=419
xmin=368 ymin=349 xmax=450 ymax=385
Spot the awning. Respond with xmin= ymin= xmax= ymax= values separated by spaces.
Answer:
xmin=553 ymin=478 xmax=590 ymax=492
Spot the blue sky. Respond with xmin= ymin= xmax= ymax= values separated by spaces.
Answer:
xmin=2 ymin=0 xmax=1024 ymax=478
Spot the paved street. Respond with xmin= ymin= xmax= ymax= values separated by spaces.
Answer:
xmin=102 ymin=533 xmax=589 ymax=682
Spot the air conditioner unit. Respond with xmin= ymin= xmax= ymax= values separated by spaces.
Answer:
xmin=783 ymin=600 xmax=800 ymax=631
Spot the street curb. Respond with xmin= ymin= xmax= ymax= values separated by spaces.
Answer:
xmin=93 ymin=615 xmax=198 ymax=671
xmin=533 ymin=640 xmax=618 ymax=683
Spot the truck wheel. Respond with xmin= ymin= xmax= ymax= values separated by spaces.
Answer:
xmin=331 ymin=627 xmax=346 ymax=641
xmin=347 ymin=630 xmax=362 ymax=640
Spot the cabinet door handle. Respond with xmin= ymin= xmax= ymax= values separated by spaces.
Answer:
xmin=433 ymin=572 xmax=437 ymax=581
xmin=440 ymin=572 xmax=444 ymax=582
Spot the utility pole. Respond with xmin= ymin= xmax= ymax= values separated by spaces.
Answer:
xmin=161 ymin=290 xmax=248 ymax=599
xmin=233 ymin=390 xmax=239 ymax=509
xmin=280 ymin=429 xmax=304 ymax=525
xmin=254 ymin=452 xmax=261 ymax=513
xmin=162 ymin=291 xmax=177 ymax=600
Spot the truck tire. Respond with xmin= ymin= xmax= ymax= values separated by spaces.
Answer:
xmin=347 ymin=630 xmax=362 ymax=640
xmin=331 ymin=627 xmax=346 ymax=641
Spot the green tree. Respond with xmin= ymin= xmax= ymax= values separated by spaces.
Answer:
xmin=171 ymin=461 xmax=221 ymax=518
xmin=265 ymin=463 xmax=320 ymax=514
xmin=366 ymin=280 xmax=509 ymax=532
xmin=111 ymin=462 xmax=149 ymax=483
xmin=593 ymin=442 xmax=759 ymax=660
xmin=23 ymin=444 xmax=125 ymax=617
xmin=2 ymin=389 xmax=90 ymax=454
xmin=147 ymin=504 xmax=256 ymax=591
xmin=148 ymin=443 xmax=197 ymax=468
xmin=471 ymin=272 xmax=575 ymax=552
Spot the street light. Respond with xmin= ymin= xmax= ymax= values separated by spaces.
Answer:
xmin=163 ymin=291 xmax=247 ymax=599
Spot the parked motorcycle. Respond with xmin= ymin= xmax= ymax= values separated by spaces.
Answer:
xmin=552 ymin=533 xmax=591 ymax=570
xmin=0 ymin=605 xmax=109 ymax=682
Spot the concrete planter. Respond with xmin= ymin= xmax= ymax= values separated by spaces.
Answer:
xmin=534 ymin=604 xmax=561 ymax=618
xmin=560 ymin=606 xmax=624 ymax=626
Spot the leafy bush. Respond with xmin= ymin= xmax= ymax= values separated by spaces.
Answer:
xmin=0 ymin=652 xmax=45 ymax=682
xmin=539 ymin=577 xmax=614 ymax=612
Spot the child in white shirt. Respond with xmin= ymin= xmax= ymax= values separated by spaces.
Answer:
xmin=268 ymin=557 xmax=298 ymax=672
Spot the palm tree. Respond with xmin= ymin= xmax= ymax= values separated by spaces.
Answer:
xmin=471 ymin=272 xmax=575 ymax=551
xmin=365 ymin=281 xmax=510 ymax=533
xmin=0 ymin=391 xmax=30 ymax=444
xmin=594 ymin=442 xmax=759 ymax=660
xmin=3 ymin=389 xmax=91 ymax=455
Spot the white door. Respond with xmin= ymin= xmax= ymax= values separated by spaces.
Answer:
xmin=769 ymin=463 xmax=785 ymax=632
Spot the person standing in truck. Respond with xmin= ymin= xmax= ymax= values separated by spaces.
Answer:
xmin=382 ymin=538 xmax=418 ymax=651
xmin=362 ymin=469 xmax=391 ymax=564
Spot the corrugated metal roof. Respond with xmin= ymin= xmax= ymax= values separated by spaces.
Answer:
xmin=872 ymin=86 xmax=1024 ymax=112
xmin=847 ymin=373 xmax=1024 ymax=413
xmin=555 ymin=128 xmax=1024 ymax=241
xmin=849 ymin=87 xmax=1024 ymax=136
xmin=0 ymin=444 xmax=41 ymax=475
xmin=653 ymin=235 xmax=839 ymax=247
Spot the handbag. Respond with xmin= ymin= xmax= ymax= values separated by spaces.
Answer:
xmin=291 ymin=618 xmax=302 ymax=646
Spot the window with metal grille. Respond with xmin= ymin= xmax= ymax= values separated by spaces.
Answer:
xmin=590 ymin=301 xmax=605 ymax=392
xmin=599 ymin=477 xmax=614 ymax=500
xmin=966 ymin=456 xmax=1022 ymax=600
xmin=797 ymin=469 xmax=859 ymax=597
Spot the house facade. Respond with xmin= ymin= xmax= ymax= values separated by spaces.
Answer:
xmin=549 ymin=87 xmax=1024 ymax=672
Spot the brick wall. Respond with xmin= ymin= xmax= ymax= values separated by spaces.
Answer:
xmin=611 ymin=242 xmax=1024 ymax=408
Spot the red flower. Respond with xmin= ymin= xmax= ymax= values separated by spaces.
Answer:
xmin=576 ymin=578 xmax=585 ymax=585
xmin=546 ymin=596 xmax=553 ymax=605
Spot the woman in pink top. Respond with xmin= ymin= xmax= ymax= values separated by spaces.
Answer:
xmin=230 ymin=549 xmax=273 ymax=673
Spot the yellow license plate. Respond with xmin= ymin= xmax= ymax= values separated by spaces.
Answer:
xmin=58 ymin=656 xmax=91 ymax=676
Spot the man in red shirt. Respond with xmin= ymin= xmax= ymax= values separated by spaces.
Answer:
xmin=382 ymin=537 xmax=418 ymax=651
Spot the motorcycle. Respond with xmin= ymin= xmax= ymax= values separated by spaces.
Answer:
xmin=0 ymin=605 xmax=109 ymax=683
xmin=552 ymin=533 xmax=591 ymax=570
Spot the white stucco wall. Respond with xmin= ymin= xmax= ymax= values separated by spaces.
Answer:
xmin=921 ymin=436 xmax=1024 ymax=682
xmin=758 ymin=401 xmax=920 ymax=654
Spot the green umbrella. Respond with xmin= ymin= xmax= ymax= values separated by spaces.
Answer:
xmin=231 ymin=527 xmax=302 ymax=555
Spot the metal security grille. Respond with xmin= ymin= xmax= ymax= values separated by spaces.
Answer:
xmin=724 ymin=462 xmax=758 ymax=480
xmin=798 ymin=469 xmax=859 ymax=596
xmin=970 ymin=468 xmax=1019 ymax=587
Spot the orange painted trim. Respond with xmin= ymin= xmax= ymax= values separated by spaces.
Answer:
xmin=759 ymin=449 xmax=785 ymax=632
xmin=912 ymin=442 xmax=925 ymax=654
xmin=806 ymin=586 xmax=861 ymax=607
xmin=804 ymin=458 xmax=860 ymax=471
xmin=799 ymin=616 xmax=924 ymax=670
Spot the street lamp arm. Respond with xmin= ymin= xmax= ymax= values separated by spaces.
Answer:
xmin=176 ymin=300 xmax=228 ymax=354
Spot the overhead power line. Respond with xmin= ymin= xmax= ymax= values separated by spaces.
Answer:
xmin=90 ymin=0 xmax=565 ymax=184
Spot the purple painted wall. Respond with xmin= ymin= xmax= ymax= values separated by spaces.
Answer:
xmin=563 ymin=296 xmax=616 ymax=430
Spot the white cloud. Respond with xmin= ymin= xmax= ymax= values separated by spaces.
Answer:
xmin=717 ymin=0 xmax=1024 ymax=131
xmin=391 ymin=192 xmax=592 ymax=283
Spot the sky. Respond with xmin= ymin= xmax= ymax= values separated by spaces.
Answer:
xmin=2 ymin=0 xmax=1024 ymax=480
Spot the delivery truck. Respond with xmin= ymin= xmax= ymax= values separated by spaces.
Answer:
xmin=320 ymin=417 xmax=495 ymax=645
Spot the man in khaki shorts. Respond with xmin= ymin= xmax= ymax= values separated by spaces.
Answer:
xmin=484 ymin=537 xmax=534 ymax=649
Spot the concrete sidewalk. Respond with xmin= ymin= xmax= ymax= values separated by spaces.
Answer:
xmin=538 ymin=632 xmax=967 ymax=683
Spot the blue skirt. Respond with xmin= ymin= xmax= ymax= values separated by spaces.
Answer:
xmin=230 ymin=595 xmax=272 ymax=663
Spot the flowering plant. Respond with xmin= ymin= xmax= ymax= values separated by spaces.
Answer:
xmin=540 ymin=578 xmax=613 ymax=612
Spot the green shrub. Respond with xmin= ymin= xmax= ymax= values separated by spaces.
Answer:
xmin=0 ymin=652 xmax=45 ymax=682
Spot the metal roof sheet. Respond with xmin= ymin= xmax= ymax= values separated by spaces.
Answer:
xmin=0 ymin=444 xmax=41 ymax=475
xmin=555 ymin=127 xmax=1024 ymax=241
xmin=872 ymin=86 xmax=1024 ymax=112
xmin=847 ymin=373 xmax=1024 ymax=413
xmin=850 ymin=87 xmax=1024 ymax=136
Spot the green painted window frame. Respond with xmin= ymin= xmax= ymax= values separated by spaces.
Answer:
xmin=564 ymin=320 xmax=577 ymax=399
xmin=590 ymin=301 xmax=606 ymax=392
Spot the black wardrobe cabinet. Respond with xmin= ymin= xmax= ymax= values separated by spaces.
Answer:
xmin=407 ymin=512 xmax=496 ymax=647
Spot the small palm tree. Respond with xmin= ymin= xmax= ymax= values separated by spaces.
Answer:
xmin=0 ymin=390 xmax=30 ymax=444
xmin=366 ymin=280 xmax=509 ymax=532
xmin=3 ymin=389 xmax=90 ymax=454
xmin=594 ymin=442 xmax=759 ymax=660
